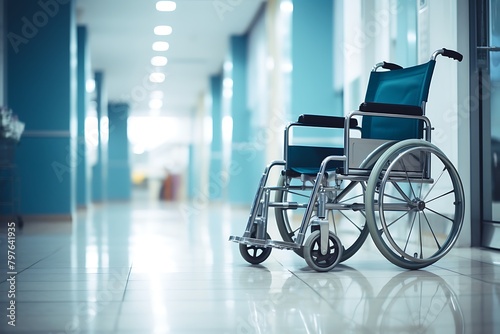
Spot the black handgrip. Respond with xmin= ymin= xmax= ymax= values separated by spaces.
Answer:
xmin=382 ymin=61 xmax=403 ymax=70
xmin=442 ymin=48 xmax=463 ymax=62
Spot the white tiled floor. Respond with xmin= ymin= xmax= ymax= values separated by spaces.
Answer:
xmin=1 ymin=192 xmax=500 ymax=333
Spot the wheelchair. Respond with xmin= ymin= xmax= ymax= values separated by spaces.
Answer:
xmin=229 ymin=48 xmax=465 ymax=272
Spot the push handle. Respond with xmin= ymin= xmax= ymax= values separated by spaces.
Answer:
xmin=442 ymin=48 xmax=463 ymax=61
xmin=432 ymin=48 xmax=463 ymax=61
xmin=382 ymin=61 xmax=403 ymax=70
xmin=373 ymin=61 xmax=403 ymax=71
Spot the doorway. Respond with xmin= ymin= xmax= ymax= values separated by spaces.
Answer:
xmin=472 ymin=0 xmax=500 ymax=248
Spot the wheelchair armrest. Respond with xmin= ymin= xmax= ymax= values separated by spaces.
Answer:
xmin=297 ymin=114 xmax=358 ymax=128
xmin=359 ymin=102 xmax=423 ymax=116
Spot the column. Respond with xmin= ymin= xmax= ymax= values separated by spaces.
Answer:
xmin=107 ymin=102 xmax=131 ymax=201
xmin=226 ymin=35 xmax=260 ymax=205
xmin=6 ymin=0 xmax=77 ymax=220
xmin=208 ymin=75 xmax=223 ymax=201
xmin=91 ymin=71 xmax=108 ymax=202
xmin=76 ymin=25 xmax=90 ymax=208
xmin=291 ymin=0 xmax=340 ymax=120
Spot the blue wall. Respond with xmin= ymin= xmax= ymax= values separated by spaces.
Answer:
xmin=107 ymin=102 xmax=131 ymax=201
xmin=6 ymin=0 xmax=77 ymax=218
xmin=92 ymin=71 xmax=108 ymax=202
xmin=77 ymin=25 xmax=90 ymax=208
xmin=291 ymin=0 xmax=340 ymax=119
xmin=209 ymin=75 xmax=224 ymax=201
xmin=227 ymin=35 xmax=261 ymax=205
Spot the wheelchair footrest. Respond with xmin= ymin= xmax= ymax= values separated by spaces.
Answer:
xmin=229 ymin=235 xmax=301 ymax=250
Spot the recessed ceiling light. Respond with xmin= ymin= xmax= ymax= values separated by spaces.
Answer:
xmin=149 ymin=72 xmax=165 ymax=83
xmin=154 ymin=26 xmax=173 ymax=36
xmin=152 ymin=41 xmax=169 ymax=51
xmin=150 ymin=90 xmax=164 ymax=99
xmin=156 ymin=1 xmax=176 ymax=12
xmin=151 ymin=56 xmax=168 ymax=66
xmin=149 ymin=99 xmax=163 ymax=109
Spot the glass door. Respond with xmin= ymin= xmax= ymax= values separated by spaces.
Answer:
xmin=475 ymin=0 xmax=500 ymax=248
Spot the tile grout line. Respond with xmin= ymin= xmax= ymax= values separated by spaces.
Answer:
xmin=0 ymin=245 xmax=66 ymax=284
xmin=112 ymin=264 xmax=133 ymax=333
xmin=272 ymin=255 xmax=339 ymax=309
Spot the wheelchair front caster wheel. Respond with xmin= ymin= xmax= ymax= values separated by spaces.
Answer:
xmin=239 ymin=233 xmax=272 ymax=265
xmin=304 ymin=230 xmax=343 ymax=272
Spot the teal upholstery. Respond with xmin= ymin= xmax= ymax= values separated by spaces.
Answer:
xmin=286 ymin=60 xmax=436 ymax=175
xmin=287 ymin=146 xmax=344 ymax=175
xmin=361 ymin=61 xmax=436 ymax=140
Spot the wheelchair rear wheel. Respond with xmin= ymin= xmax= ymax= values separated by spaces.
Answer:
xmin=275 ymin=174 xmax=369 ymax=262
xmin=365 ymin=140 xmax=465 ymax=269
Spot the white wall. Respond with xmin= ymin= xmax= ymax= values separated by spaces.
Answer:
xmin=340 ymin=0 xmax=471 ymax=246
xmin=418 ymin=0 xmax=471 ymax=246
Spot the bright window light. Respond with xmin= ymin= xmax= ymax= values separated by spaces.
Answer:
xmin=281 ymin=61 xmax=293 ymax=73
xmin=100 ymin=116 xmax=109 ymax=145
xmin=222 ymin=116 xmax=233 ymax=143
xmin=156 ymin=1 xmax=176 ymax=12
xmin=86 ymin=79 xmax=96 ymax=93
xmin=152 ymin=41 xmax=169 ymax=51
xmin=149 ymin=99 xmax=163 ymax=109
xmin=407 ymin=31 xmax=417 ymax=44
xmin=128 ymin=116 xmax=190 ymax=153
xmin=280 ymin=0 xmax=293 ymax=13
xmin=223 ymin=61 xmax=233 ymax=72
xmin=154 ymin=25 xmax=173 ymax=35
xmin=223 ymin=88 xmax=233 ymax=99
xmin=149 ymin=72 xmax=165 ymax=83
xmin=151 ymin=56 xmax=168 ymax=66
xmin=223 ymin=78 xmax=233 ymax=88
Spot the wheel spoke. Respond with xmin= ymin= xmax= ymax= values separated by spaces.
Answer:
xmin=419 ymin=212 xmax=423 ymax=259
xmin=337 ymin=210 xmax=364 ymax=232
xmin=365 ymin=143 xmax=464 ymax=269
xmin=426 ymin=189 xmax=454 ymax=204
xmin=383 ymin=183 xmax=409 ymax=203
xmin=400 ymin=157 xmax=419 ymax=200
xmin=392 ymin=181 xmax=414 ymax=203
xmin=251 ymin=247 xmax=258 ymax=257
xmin=385 ymin=208 xmax=414 ymax=229
xmin=285 ymin=189 xmax=311 ymax=199
xmin=425 ymin=206 xmax=455 ymax=224
xmin=338 ymin=192 xmax=364 ymax=204
xmin=421 ymin=210 xmax=442 ymax=249
xmin=403 ymin=210 xmax=418 ymax=254
xmin=422 ymin=166 xmax=447 ymax=201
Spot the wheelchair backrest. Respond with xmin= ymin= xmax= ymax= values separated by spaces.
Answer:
xmin=361 ymin=60 xmax=436 ymax=140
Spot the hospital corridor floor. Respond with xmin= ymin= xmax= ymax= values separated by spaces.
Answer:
xmin=1 ymin=193 xmax=500 ymax=333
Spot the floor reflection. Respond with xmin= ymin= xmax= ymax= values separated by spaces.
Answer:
xmin=1 ymin=200 xmax=500 ymax=333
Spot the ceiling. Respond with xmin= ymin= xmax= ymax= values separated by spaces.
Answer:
xmin=76 ymin=0 xmax=266 ymax=116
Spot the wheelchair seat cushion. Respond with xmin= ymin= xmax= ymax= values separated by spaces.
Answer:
xmin=287 ymin=145 xmax=344 ymax=175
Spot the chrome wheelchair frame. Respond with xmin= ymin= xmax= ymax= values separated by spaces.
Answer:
xmin=230 ymin=48 xmax=465 ymax=271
